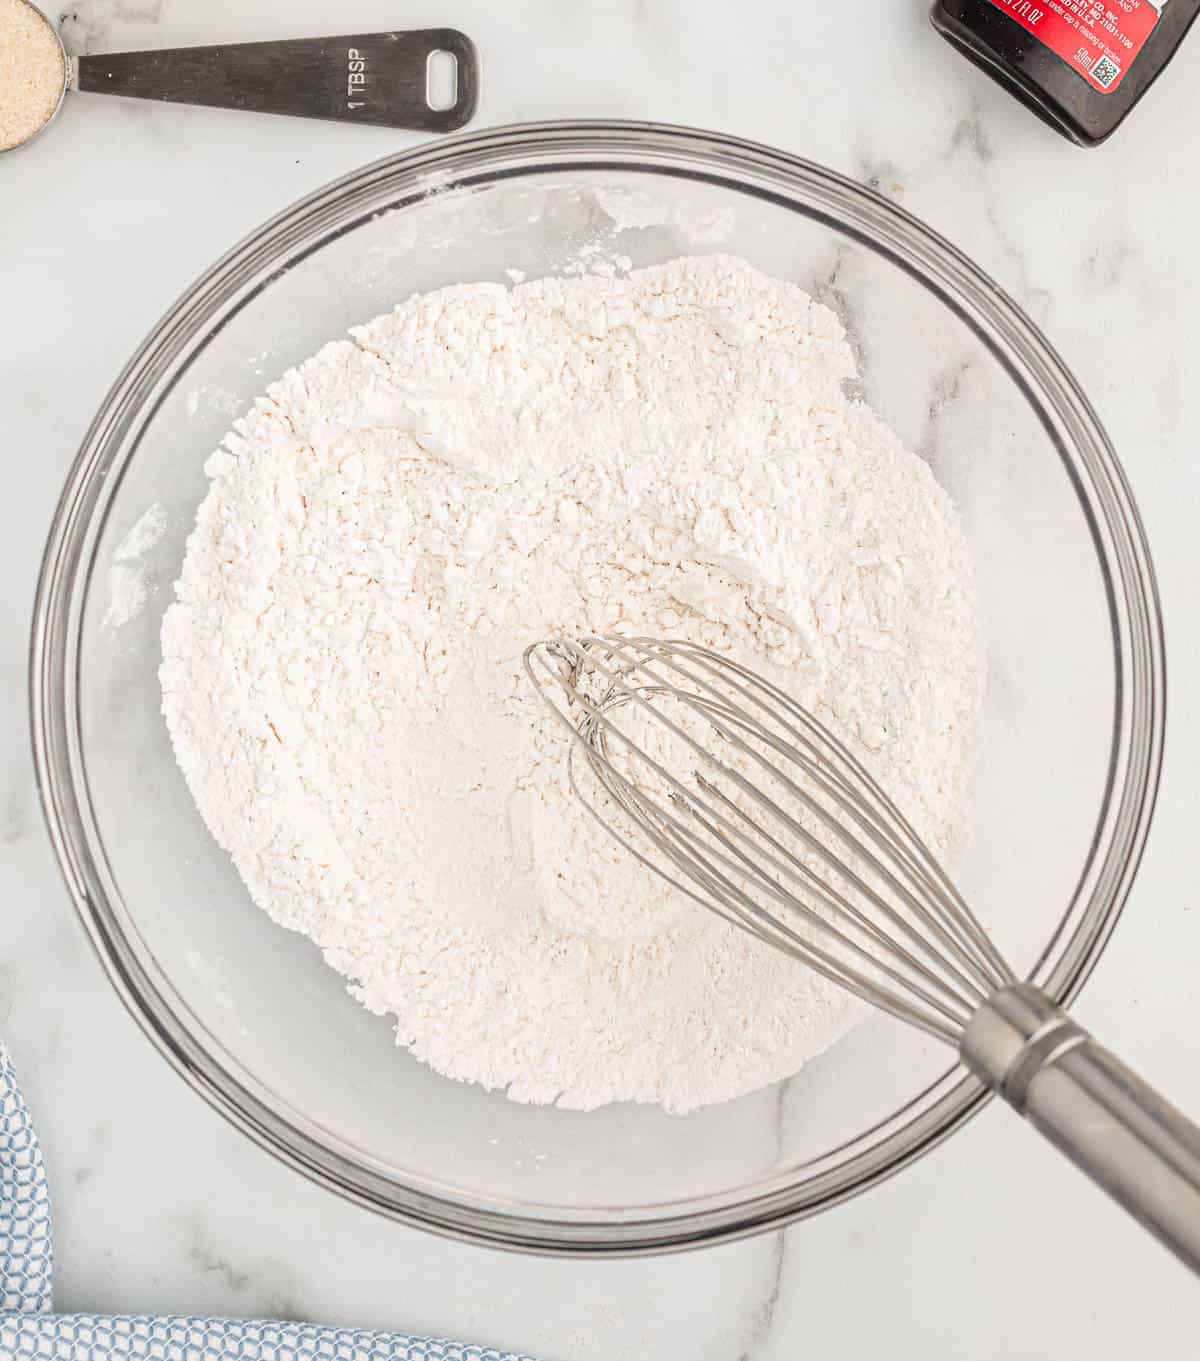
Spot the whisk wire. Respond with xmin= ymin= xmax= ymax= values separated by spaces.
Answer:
xmin=524 ymin=634 xmax=1006 ymax=1041
xmin=675 ymin=784 xmax=977 ymax=1033
xmin=688 ymin=774 xmax=979 ymax=1025
xmin=605 ymin=635 xmax=1013 ymax=991
xmin=548 ymin=678 xmax=969 ymax=1040
xmin=575 ymin=635 xmax=1004 ymax=999
xmin=678 ymin=695 xmax=995 ymax=1006
xmin=575 ymin=746 xmax=967 ymax=1041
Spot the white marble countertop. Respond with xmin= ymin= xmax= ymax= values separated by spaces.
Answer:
xmin=4 ymin=1 xmax=1200 ymax=1355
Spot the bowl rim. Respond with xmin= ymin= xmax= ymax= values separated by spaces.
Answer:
xmin=30 ymin=118 xmax=1166 ymax=1256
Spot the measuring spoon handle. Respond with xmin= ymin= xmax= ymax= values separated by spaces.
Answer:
xmin=71 ymin=29 xmax=478 ymax=132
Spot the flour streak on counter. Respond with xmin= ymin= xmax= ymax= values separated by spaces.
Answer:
xmin=160 ymin=256 xmax=983 ymax=1112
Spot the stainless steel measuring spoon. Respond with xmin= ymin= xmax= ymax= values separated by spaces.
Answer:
xmin=2 ymin=0 xmax=478 ymax=154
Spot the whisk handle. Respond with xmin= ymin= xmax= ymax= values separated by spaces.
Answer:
xmin=962 ymin=983 xmax=1200 ymax=1274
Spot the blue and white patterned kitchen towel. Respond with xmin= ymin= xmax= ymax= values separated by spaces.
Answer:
xmin=0 ymin=1043 xmax=538 ymax=1361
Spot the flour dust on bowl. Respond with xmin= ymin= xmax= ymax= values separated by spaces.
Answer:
xmin=32 ymin=123 xmax=1163 ymax=1254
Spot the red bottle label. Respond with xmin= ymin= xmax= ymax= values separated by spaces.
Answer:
xmin=985 ymin=0 xmax=1161 ymax=92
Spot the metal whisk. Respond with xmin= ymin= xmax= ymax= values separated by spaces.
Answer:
xmin=524 ymin=634 xmax=1200 ymax=1271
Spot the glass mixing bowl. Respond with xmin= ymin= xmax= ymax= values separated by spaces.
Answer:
xmin=31 ymin=122 xmax=1164 ymax=1255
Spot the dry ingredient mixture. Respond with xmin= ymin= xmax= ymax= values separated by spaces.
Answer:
xmin=0 ymin=0 xmax=63 ymax=152
xmin=162 ymin=255 xmax=983 ymax=1113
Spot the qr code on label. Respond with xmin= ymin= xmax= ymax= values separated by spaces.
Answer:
xmin=1091 ymin=54 xmax=1121 ymax=88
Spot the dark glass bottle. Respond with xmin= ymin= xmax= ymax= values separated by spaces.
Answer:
xmin=931 ymin=0 xmax=1200 ymax=146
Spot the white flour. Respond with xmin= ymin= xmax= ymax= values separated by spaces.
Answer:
xmin=104 ymin=501 xmax=167 ymax=629
xmin=161 ymin=255 xmax=983 ymax=1112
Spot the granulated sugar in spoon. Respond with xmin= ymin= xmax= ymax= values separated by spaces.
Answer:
xmin=0 ymin=0 xmax=478 ymax=153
